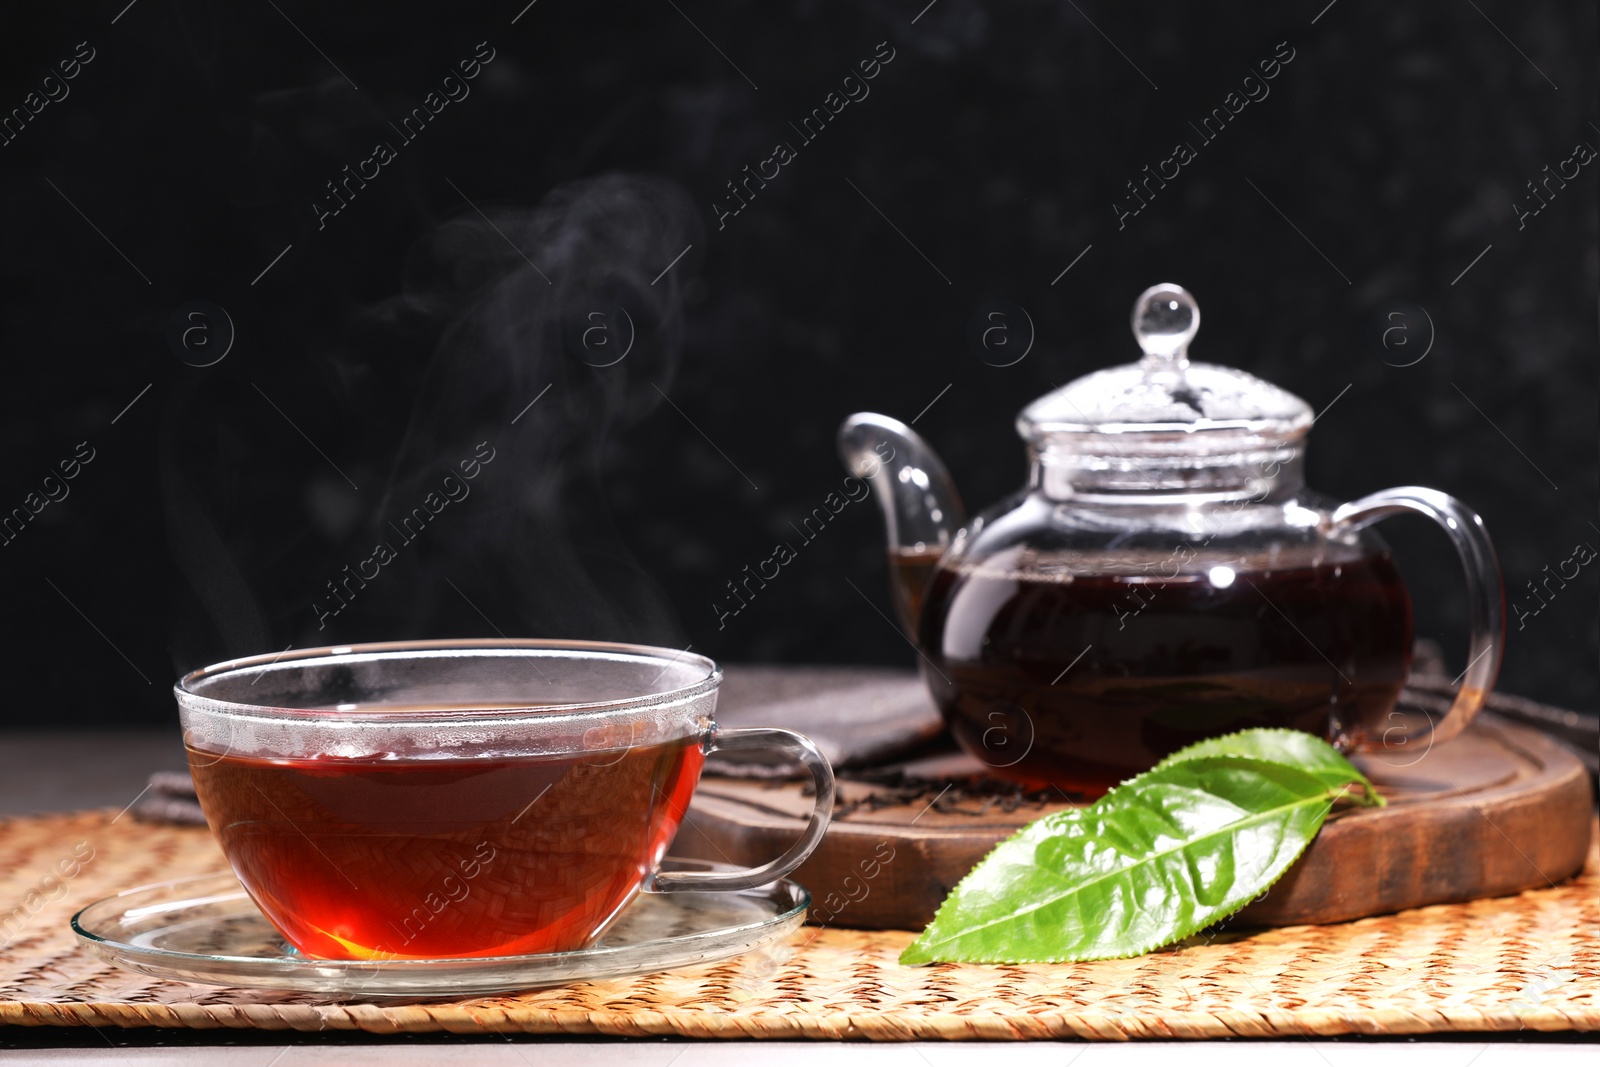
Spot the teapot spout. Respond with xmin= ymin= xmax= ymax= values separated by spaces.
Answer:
xmin=837 ymin=413 xmax=966 ymax=633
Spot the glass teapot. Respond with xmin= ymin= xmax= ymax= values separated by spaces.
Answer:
xmin=838 ymin=283 xmax=1504 ymax=794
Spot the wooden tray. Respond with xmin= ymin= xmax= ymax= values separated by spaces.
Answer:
xmin=674 ymin=714 xmax=1595 ymax=930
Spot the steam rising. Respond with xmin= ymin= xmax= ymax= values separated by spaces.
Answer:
xmin=165 ymin=173 xmax=702 ymax=673
xmin=369 ymin=172 xmax=703 ymax=646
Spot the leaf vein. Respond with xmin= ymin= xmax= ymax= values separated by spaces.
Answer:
xmin=913 ymin=788 xmax=1333 ymax=952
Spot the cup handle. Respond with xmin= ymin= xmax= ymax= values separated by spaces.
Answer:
xmin=651 ymin=726 xmax=835 ymax=893
xmin=1327 ymin=486 xmax=1505 ymax=747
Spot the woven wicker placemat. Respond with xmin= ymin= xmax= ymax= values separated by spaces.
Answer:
xmin=0 ymin=809 xmax=1594 ymax=1039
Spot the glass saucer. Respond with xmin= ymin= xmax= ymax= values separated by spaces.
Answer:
xmin=72 ymin=859 xmax=809 ymax=998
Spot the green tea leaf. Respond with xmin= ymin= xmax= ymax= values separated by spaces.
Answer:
xmin=1155 ymin=728 xmax=1385 ymax=807
xmin=900 ymin=755 xmax=1350 ymax=965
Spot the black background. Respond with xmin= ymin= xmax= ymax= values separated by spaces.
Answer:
xmin=0 ymin=1 xmax=1593 ymax=729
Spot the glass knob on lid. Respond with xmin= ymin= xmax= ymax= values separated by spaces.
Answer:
xmin=1132 ymin=281 xmax=1200 ymax=371
xmin=1019 ymin=283 xmax=1314 ymax=497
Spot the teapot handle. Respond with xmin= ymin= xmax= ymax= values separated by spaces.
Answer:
xmin=1328 ymin=487 xmax=1505 ymax=749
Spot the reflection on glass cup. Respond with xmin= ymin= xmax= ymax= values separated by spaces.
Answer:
xmin=176 ymin=640 xmax=833 ymax=960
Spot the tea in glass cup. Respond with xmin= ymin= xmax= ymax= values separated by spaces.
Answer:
xmin=176 ymin=640 xmax=832 ymax=960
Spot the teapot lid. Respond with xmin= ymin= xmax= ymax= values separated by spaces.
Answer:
xmin=1018 ymin=283 xmax=1312 ymax=446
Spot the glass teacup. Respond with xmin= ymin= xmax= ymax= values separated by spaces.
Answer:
xmin=175 ymin=639 xmax=832 ymax=961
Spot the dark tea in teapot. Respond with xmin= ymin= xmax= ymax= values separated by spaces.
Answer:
xmin=844 ymin=283 xmax=1502 ymax=795
xmin=912 ymin=544 xmax=1414 ymax=793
